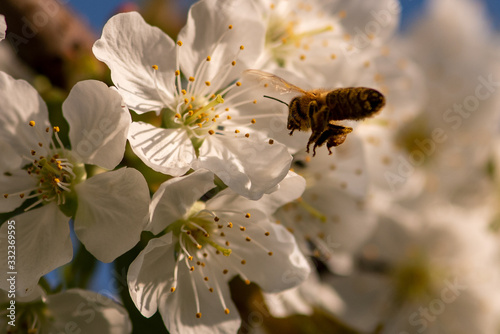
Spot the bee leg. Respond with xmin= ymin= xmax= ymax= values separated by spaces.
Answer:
xmin=314 ymin=124 xmax=353 ymax=155
xmin=306 ymin=101 xmax=328 ymax=154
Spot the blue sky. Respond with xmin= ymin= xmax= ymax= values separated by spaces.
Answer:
xmin=70 ymin=0 xmax=500 ymax=33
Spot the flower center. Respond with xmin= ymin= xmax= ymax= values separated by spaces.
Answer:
xmin=161 ymin=202 xmax=273 ymax=319
xmin=2 ymin=121 xmax=85 ymax=216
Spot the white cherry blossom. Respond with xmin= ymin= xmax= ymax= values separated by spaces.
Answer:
xmin=0 ymin=72 xmax=149 ymax=296
xmin=93 ymin=1 xmax=293 ymax=200
xmin=128 ymin=170 xmax=310 ymax=334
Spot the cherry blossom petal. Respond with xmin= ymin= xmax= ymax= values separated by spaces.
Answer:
xmin=93 ymin=12 xmax=176 ymax=114
xmin=149 ymin=170 xmax=216 ymax=234
xmin=128 ymin=234 xmax=176 ymax=318
xmin=63 ymin=80 xmax=131 ymax=170
xmin=128 ymin=122 xmax=195 ymax=176
xmin=74 ymin=168 xmax=149 ymax=263
xmin=213 ymin=211 xmax=310 ymax=292
xmin=0 ymin=71 xmax=50 ymax=157
xmin=0 ymin=204 xmax=72 ymax=297
xmin=196 ymin=135 xmax=292 ymax=200
xmin=206 ymin=171 xmax=305 ymax=216
xmin=178 ymin=0 xmax=265 ymax=87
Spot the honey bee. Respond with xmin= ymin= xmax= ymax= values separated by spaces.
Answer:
xmin=244 ymin=70 xmax=386 ymax=156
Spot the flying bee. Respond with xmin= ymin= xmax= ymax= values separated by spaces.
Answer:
xmin=243 ymin=69 xmax=386 ymax=156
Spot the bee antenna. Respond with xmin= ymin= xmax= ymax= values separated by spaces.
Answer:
xmin=263 ymin=95 xmax=289 ymax=107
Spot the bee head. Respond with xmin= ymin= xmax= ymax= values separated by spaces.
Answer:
xmin=366 ymin=89 xmax=386 ymax=112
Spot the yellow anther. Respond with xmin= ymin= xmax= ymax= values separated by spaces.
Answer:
xmin=191 ymin=96 xmax=195 ymax=101
xmin=184 ymin=98 xmax=189 ymax=104
xmin=231 ymin=61 xmax=236 ymax=66
xmin=270 ymin=3 xmax=275 ymax=9
xmin=152 ymin=64 xmax=158 ymax=70
xmin=29 ymin=120 xmax=35 ymax=127
xmin=236 ymin=82 xmax=242 ymax=87
xmin=268 ymin=139 xmax=274 ymax=145
xmin=253 ymin=100 xmax=257 ymax=104
xmin=181 ymin=89 xmax=187 ymax=95
xmin=189 ymin=76 xmax=195 ymax=82
xmin=244 ymin=279 xmax=250 ymax=285
xmin=3 ymin=194 xmax=8 ymax=199
xmin=227 ymin=115 xmax=232 ymax=120
xmin=245 ymin=133 xmax=250 ymax=138
xmin=240 ymin=226 xmax=246 ymax=231
xmin=241 ymin=260 xmax=247 ymax=265
xmin=175 ymin=113 xmax=181 ymax=119
xmin=245 ymin=213 xmax=251 ymax=218
xmin=197 ymin=123 xmax=203 ymax=128
xmin=300 ymin=54 xmax=306 ymax=61
xmin=331 ymin=54 xmax=337 ymax=59
xmin=265 ymin=232 xmax=270 ymax=236
xmin=268 ymin=252 xmax=273 ymax=256
xmin=170 ymin=287 xmax=175 ymax=292
xmin=205 ymin=81 xmax=211 ymax=86
xmin=196 ymin=313 xmax=202 ymax=318
xmin=225 ymin=308 xmax=230 ymax=314
xmin=223 ymin=269 xmax=228 ymax=274
xmin=175 ymin=70 xmax=180 ymax=76
xmin=228 ymin=25 xmax=233 ymax=29
xmin=177 ymin=40 xmax=183 ymax=46
xmin=227 ymin=222 xmax=233 ymax=228
xmin=206 ymin=56 xmax=211 ymax=61
xmin=234 ymin=129 xmax=240 ymax=134
xmin=31 ymin=150 xmax=36 ymax=156
xmin=240 ymin=45 xmax=244 ymax=50
xmin=188 ymin=256 xmax=193 ymax=261
xmin=208 ymin=130 xmax=215 ymax=135
xmin=19 ymin=194 xmax=25 ymax=199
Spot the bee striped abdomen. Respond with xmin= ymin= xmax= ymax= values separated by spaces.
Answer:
xmin=326 ymin=87 xmax=385 ymax=121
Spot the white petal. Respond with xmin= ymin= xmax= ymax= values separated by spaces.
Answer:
xmin=149 ymin=170 xmax=216 ymax=234
xmin=74 ymin=168 xmax=149 ymax=263
xmin=0 ymin=204 xmax=72 ymax=297
xmin=46 ymin=289 xmax=132 ymax=334
xmin=63 ymin=80 xmax=131 ymax=170
xmin=128 ymin=234 xmax=176 ymax=318
xmin=0 ymin=15 xmax=6 ymax=41
xmin=196 ymin=135 xmax=292 ymax=200
xmin=178 ymin=0 xmax=265 ymax=87
xmin=159 ymin=262 xmax=240 ymax=334
xmin=215 ymin=211 xmax=310 ymax=292
xmin=206 ymin=170 xmax=305 ymax=216
xmin=0 ymin=169 xmax=37 ymax=213
xmin=128 ymin=122 xmax=195 ymax=176
xmin=93 ymin=12 xmax=176 ymax=113
xmin=0 ymin=71 xmax=50 ymax=156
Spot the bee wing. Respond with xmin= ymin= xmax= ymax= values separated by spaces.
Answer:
xmin=243 ymin=69 xmax=307 ymax=95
